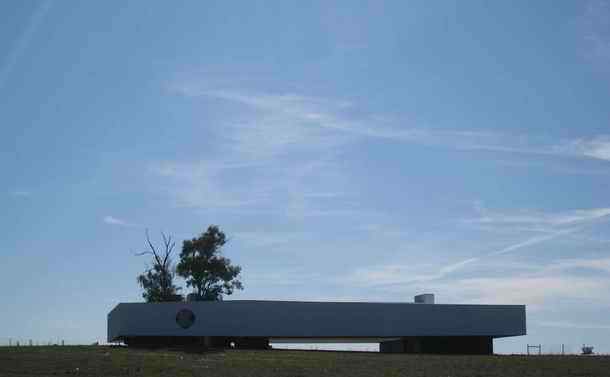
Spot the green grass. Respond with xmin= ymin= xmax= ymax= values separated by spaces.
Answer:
xmin=1 ymin=346 xmax=609 ymax=377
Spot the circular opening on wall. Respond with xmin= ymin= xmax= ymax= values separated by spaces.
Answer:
xmin=176 ymin=309 xmax=196 ymax=329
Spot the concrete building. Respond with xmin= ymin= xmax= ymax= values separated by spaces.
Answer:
xmin=107 ymin=295 xmax=526 ymax=354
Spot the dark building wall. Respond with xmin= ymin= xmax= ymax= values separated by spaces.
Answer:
xmin=230 ymin=337 xmax=270 ymax=349
xmin=122 ymin=336 xmax=269 ymax=350
xmin=108 ymin=301 xmax=526 ymax=342
xmin=380 ymin=336 xmax=493 ymax=355
xmin=379 ymin=339 xmax=404 ymax=353
xmin=123 ymin=336 xmax=206 ymax=347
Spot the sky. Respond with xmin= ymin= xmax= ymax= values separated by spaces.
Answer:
xmin=1 ymin=0 xmax=610 ymax=354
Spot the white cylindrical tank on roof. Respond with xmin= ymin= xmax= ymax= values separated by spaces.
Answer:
xmin=414 ymin=294 xmax=435 ymax=304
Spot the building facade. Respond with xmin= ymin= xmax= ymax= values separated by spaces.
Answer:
xmin=107 ymin=295 xmax=526 ymax=354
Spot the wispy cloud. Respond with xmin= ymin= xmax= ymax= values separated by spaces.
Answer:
xmin=9 ymin=190 xmax=32 ymax=198
xmin=184 ymin=88 xmax=517 ymax=154
xmin=489 ymin=158 xmax=610 ymax=176
xmin=173 ymin=87 xmax=610 ymax=163
xmin=0 ymin=0 xmax=52 ymax=91
xmin=465 ymin=206 xmax=610 ymax=230
xmin=156 ymin=83 xmax=610 ymax=225
xmin=233 ymin=231 xmax=310 ymax=248
xmin=354 ymin=256 xmax=610 ymax=308
xmin=347 ymin=259 xmax=481 ymax=288
xmin=345 ymin=206 xmax=610 ymax=288
xmin=346 ymin=231 xmax=570 ymax=288
xmin=148 ymin=156 xmax=360 ymax=219
xmin=488 ymin=229 xmax=579 ymax=257
xmin=556 ymin=136 xmax=610 ymax=162
xmin=168 ymin=87 xmax=356 ymax=160
xmin=546 ymin=257 xmax=610 ymax=274
xmin=433 ymin=275 xmax=610 ymax=306
xmin=102 ymin=216 xmax=135 ymax=227
xmin=445 ymin=256 xmax=610 ymax=306
xmin=150 ymin=88 xmax=370 ymax=217
xmin=534 ymin=320 xmax=610 ymax=330
xmin=154 ymin=83 xmax=610 ymax=241
xmin=149 ymin=160 xmax=265 ymax=209
xmin=579 ymin=0 xmax=610 ymax=67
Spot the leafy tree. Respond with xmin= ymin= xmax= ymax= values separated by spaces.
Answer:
xmin=177 ymin=225 xmax=243 ymax=301
xmin=136 ymin=231 xmax=183 ymax=302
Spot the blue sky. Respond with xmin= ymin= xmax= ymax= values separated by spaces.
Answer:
xmin=2 ymin=0 xmax=610 ymax=353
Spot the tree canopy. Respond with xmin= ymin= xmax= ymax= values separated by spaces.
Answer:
xmin=136 ymin=231 xmax=183 ymax=302
xmin=176 ymin=225 xmax=243 ymax=301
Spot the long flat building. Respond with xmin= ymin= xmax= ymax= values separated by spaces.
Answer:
xmin=107 ymin=295 xmax=526 ymax=354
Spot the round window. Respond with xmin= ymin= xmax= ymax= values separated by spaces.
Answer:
xmin=175 ymin=309 xmax=196 ymax=329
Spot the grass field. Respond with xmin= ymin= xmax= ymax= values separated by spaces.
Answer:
xmin=1 ymin=346 xmax=609 ymax=377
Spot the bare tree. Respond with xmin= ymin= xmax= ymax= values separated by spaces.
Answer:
xmin=136 ymin=230 xmax=183 ymax=302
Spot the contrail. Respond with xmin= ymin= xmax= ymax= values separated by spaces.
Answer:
xmin=423 ymin=209 xmax=610 ymax=282
xmin=0 ymin=0 xmax=53 ymax=91
xmin=407 ymin=232 xmax=564 ymax=284
xmin=420 ymin=228 xmax=577 ymax=283
xmin=488 ymin=228 xmax=580 ymax=256
xmin=379 ymin=226 xmax=588 ymax=287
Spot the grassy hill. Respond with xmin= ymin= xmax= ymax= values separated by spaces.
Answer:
xmin=1 ymin=346 xmax=609 ymax=377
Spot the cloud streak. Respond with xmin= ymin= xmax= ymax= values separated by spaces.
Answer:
xmin=154 ymin=83 xmax=610 ymax=240
xmin=488 ymin=228 xmax=579 ymax=257
xmin=347 ymin=230 xmax=572 ymax=288
xmin=103 ymin=216 xmax=135 ymax=227
xmin=0 ymin=0 xmax=52 ymax=91
xmin=151 ymin=88 xmax=371 ymax=217
xmin=557 ymin=136 xmax=610 ymax=162
xmin=8 ymin=190 xmax=32 ymax=198
xmin=174 ymin=87 xmax=610 ymax=163
xmin=467 ymin=207 xmax=610 ymax=227
xmin=579 ymin=0 xmax=610 ymax=67
xmin=346 ymin=206 xmax=610 ymax=288
xmin=534 ymin=320 xmax=610 ymax=330
xmin=433 ymin=275 xmax=610 ymax=306
xmin=351 ymin=255 xmax=610 ymax=308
